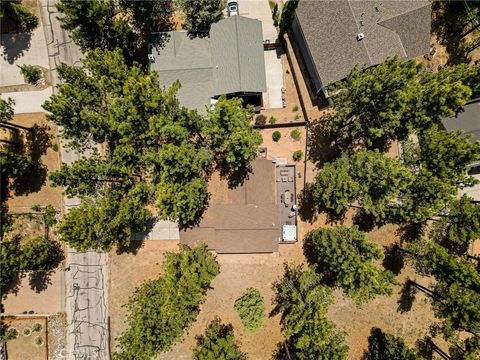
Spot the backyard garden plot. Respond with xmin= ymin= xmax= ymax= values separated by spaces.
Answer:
xmin=2 ymin=317 xmax=48 ymax=360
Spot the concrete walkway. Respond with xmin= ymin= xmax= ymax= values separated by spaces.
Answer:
xmin=1 ymin=87 xmax=53 ymax=113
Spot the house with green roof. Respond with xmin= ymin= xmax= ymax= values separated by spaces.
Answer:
xmin=149 ymin=16 xmax=267 ymax=114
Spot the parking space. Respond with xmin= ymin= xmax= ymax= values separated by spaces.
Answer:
xmin=237 ymin=0 xmax=277 ymax=42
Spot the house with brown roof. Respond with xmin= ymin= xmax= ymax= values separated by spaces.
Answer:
xmin=180 ymin=158 xmax=280 ymax=253
xmin=290 ymin=0 xmax=432 ymax=96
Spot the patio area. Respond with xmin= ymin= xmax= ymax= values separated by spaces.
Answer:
xmin=275 ymin=165 xmax=298 ymax=243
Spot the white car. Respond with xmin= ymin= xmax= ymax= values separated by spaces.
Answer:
xmin=228 ymin=1 xmax=239 ymax=16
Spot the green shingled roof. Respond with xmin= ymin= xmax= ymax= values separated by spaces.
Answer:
xmin=150 ymin=16 xmax=266 ymax=114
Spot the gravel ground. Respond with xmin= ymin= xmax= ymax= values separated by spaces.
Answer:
xmin=48 ymin=313 xmax=66 ymax=360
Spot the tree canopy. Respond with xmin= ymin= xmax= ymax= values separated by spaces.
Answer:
xmin=326 ymin=57 xmax=473 ymax=150
xmin=442 ymin=195 xmax=480 ymax=252
xmin=0 ymin=236 xmax=61 ymax=291
xmin=114 ymin=244 xmax=220 ymax=360
xmin=178 ymin=0 xmax=225 ymax=33
xmin=192 ymin=318 xmax=247 ymax=360
xmin=306 ymin=226 xmax=395 ymax=304
xmin=43 ymin=49 xmax=261 ymax=250
xmin=272 ymin=265 xmax=348 ymax=360
xmin=312 ymin=150 xmax=412 ymax=222
xmin=56 ymin=0 xmax=173 ymax=62
xmin=408 ymin=241 xmax=480 ymax=335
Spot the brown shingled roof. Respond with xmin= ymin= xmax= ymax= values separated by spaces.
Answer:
xmin=179 ymin=158 xmax=279 ymax=253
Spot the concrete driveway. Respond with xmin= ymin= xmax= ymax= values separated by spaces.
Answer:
xmin=1 ymin=27 xmax=50 ymax=87
xmin=237 ymin=0 xmax=278 ymax=42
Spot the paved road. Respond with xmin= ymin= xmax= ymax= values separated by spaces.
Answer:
xmin=38 ymin=1 xmax=110 ymax=359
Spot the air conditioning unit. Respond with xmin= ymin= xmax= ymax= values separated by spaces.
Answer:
xmin=148 ymin=53 xmax=155 ymax=62
xmin=356 ymin=32 xmax=365 ymax=41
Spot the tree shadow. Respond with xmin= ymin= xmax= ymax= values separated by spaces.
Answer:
xmin=219 ymin=162 xmax=253 ymax=190
xmin=13 ymin=124 xmax=51 ymax=196
xmin=0 ymin=32 xmax=33 ymax=64
xmin=382 ymin=244 xmax=405 ymax=275
xmin=297 ymin=183 xmax=317 ymax=223
xmin=352 ymin=209 xmax=376 ymax=232
xmin=307 ymin=116 xmax=342 ymax=169
xmin=397 ymin=279 xmax=417 ymax=313
xmin=415 ymin=336 xmax=433 ymax=360
xmin=395 ymin=222 xmax=425 ymax=244
xmin=430 ymin=1 xmax=477 ymax=65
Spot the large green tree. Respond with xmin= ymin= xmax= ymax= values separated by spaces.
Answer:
xmin=192 ymin=318 xmax=247 ymax=360
xmin=408 ymin=241 xmax=480 ymax=335
xmin=0 ymin=236 xmax=60 ymax=291
xmin=43 ymin=49 xmax=261 ymax=249
xmin=272 ymin=265 xmax=348 ymax=360
xmin=312 ymin=150 xmax=412 ymax=222
xmin=442 ymin=195 xmax=480 ymax=252
xmin=306 ymin=226 xmax=395 ymax=304
xmin=114 ymin=244 xmax=220 ymax=360
xmin=326 ymin=58 xmax=473 ymax=150
xmin=362 ymin=328 xmax=424 ymax=360
xmin=178 ymin=0 xmax=225 ymax=32
xmin=56 ymin=0 xmax=173 ymax=62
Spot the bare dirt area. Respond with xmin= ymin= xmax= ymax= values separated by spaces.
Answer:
xmin=6 ymin=112 xmax=63 ymax=212
xmin=4 ymin=317 xmax=48 ymax=360
xmin=3 ymin=270 xmax=63 ymax=315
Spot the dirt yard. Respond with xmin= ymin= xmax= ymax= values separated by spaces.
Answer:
xmin=6 ymin=112 xmax=63 ymax=212
xmin=4 ymin=317 xmax=48 ymax=360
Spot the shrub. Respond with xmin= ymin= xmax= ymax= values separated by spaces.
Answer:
xmin=192 ymin=318 xmax=247 ymax=360
xmin=269 ymin=116 xmax=277 ymax=124
xmin=23 ymin=327 xmax=31 ymax=336
xmin=32 ymin=323 xmax=42 ymax=332
xmin=272 ymin=131 xmax=281 ymax=142
xmin=1 ymin=328 xmax=18 ymax=342
xmin=292 ymin=104 xmax=299 ymax=112
xmin=255 ymin=114 xmax=267 ymax=126
xmin=290 ymin=128 xmax=301 ymax=141
xmin=52 ymin=143 xmax=59 ymax=152
xmin=34 ymin=336 xmax=43 ymax=346
xmin=234 ymin=288 xmax=265 ymax=333
xmin=18 ymin=64 xmax=42 ymax=85
xmin=292 ymin=150 xmax=303 ymax=161
xmin=44 ymin=205 xmax=57 ymax=228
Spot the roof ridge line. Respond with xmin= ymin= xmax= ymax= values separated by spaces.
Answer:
xmin=347 ymin=0 xmax=373 ymax=65
xmin=377 ymin=2 xmax=430 ymax=27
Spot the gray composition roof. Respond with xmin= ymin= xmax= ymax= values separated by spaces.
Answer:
xmin=150 ymin=16 xmax=266 ymax=113
xmin=295 ymin=0 xmax=431 ymax=86
xmin=441 ymin=98 xmax=480 ymax=143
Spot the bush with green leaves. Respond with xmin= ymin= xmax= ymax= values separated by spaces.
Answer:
xmin=18 ymin=64 xmax=42 ymax=85
xmin=114 ymin=244 xmax=220 ymax=360
xmin=32 ymin=323 xmax=42 ymax=332
xmin=293 ymin=150 xmax=303 ymax=161
xmin=292 ymin=104 xmax=299 ymax=112
xmin=269 ymin=116 xmax=277 ymax=124
xmin=234 ymin=288 xmax=265 ymax=333
xmin=0 ymin=327 xmax=18 ymax=342
xmin=306 ymin=226 xmax=395 ymax=304
xmin=290 ymin=128 xmax=301 ymax=141
xmin=192 ymin=317 xmax=247 ymax=360
xmin=272 ymin=131 xmax=281 ymax=142
xmin=363 ymin=328 xmax=424 ymax=360
xmin=279 ymin=0 xmax=299 ymax=36
xmin=34 ymin=336 xmax=43 ymax=346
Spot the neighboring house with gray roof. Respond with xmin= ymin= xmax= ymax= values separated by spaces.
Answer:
xmin=441 ymin=98 xmax=480 ymax=201
xmin=149 ymin=16 xmax=266 ymax=113
xmin=291 ymin=0 xmax=431 ymax=96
